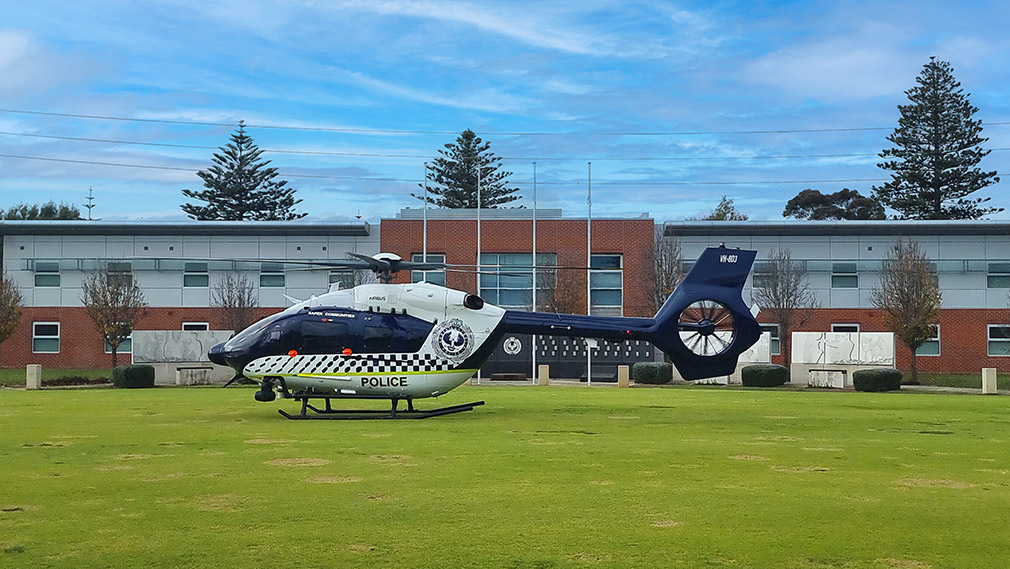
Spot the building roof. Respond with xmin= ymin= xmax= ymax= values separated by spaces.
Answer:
xmin=663 ymin=220 xmax=1010 ymax=237
xmin=0 ymin=220 xmax=371 ymax=237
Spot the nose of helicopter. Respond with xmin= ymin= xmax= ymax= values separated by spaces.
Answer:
xmin=208 ymin=341 xmax=228 ymax=366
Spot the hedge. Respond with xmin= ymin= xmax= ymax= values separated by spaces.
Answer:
xmin=852 ymin=368 xmax=903 ymax=392
xmin=112 ymin=365 xmax=156 ymax=389
xmin=741 ymin=364 xmax=789 ymax=387
xmin=632 ymin=362 xmax=672 ymax=385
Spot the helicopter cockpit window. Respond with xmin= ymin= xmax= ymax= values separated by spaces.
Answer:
xmin=363 ymin=326 xmax=393 ymax=351
xmin=301 ymin=321 xmax=350 ymax=353
xmin=224 ymin=312 xmax=287 ymax=352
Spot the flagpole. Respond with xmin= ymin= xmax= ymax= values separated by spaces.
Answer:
xmin=532 ymin=161 xmax=538 ymax=385
xmin=587 ymin=161 xmax=592 ymax=387
xmin=423 ymin=162 xmax=428 ymax=265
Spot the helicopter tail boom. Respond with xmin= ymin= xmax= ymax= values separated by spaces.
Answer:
xmin=500 ymin=246 xmax=761 ymax=380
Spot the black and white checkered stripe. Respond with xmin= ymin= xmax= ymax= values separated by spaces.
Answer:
xmin=244 ymin=352 xmax=457 ymax=377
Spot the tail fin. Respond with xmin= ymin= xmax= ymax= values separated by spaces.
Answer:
xmin=647 ymin=246 xmax=761 ymax=380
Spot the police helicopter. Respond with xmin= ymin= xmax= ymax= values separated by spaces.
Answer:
xmin=208 ymin=246 xmax=762 ymax=419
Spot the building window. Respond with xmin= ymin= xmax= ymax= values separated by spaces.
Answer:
xmin=33 ymin=322 xmax=60 ymax=353
xmin=184 ymin=262 xmax=209 ymax=287
xmin=831 ymin=323 xmax=860 ymax=333
xmin=831 ymin=262 xmax=858 ymax=288
xmin=590 ymin=254 xmax=623 ymax=316
xmin=329 ymin=270 xmax=356 ymax=290
xmin=105 ymin=334 xmax=133 ymax=354
xmin=987 ymin=263 xmax=1010 ymax=288
xmin=988 ymin=325 xmax=1010 ymax=356
xmin=759 ymin=324 xmax=780 ymax=355
xmin=411 ymin=253 xmax=446 ymax=286
xmin=260 ymin=262 xmax=285 ymax=288
xmin=478 ymin=253 xmax=557 ymax=309
xmin=916 ymin=325 xmax=940 ymax=356
xmin=34 ymin=261 xmax=61 ymax=287
xmin=182 ymin=322 xmax=209 ymax=331
xmin=108 ymin=261 xmax=134 ymax=288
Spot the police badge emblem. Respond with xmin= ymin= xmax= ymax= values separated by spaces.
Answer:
xmin=431 ymin=318 xmax=475 ymax=361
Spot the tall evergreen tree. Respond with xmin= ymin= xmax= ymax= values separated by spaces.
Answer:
xmin=873 ymin=58 xmax=1000 ymax=219
xmin=413 ymin=129 xmax=521 ymax=208
xmin=181 ymin=121 xmax=306 ymax=220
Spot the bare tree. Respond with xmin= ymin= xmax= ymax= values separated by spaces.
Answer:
xmin=870 ymin=240 xmax=941 ymax=384
xmin=0 ymin=272 xmax=23 ymax=363
xmin=212 ymin=273 xmax=259 ymax=335
xmin=751 ymin=248 xmax=817 ymax=370
xmin=81 ymin=264 xmax=148 ymax=368
xmin=649 ymin=229 xmax=684 ymax=313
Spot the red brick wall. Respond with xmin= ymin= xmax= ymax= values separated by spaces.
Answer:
xmin=0 ymin=306 xmax=276 ymax=370
xmin=760 ymin=307 xmax=1010 ymax=374
xmin=380 ymin=218 xmax=655 ymax=316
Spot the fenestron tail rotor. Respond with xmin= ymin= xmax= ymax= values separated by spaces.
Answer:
xmin=676 ymin=299 xmax=736 ymax=357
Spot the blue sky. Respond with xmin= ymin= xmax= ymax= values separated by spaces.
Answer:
xmin=2 ymin=0 xmax=1009 ymax=222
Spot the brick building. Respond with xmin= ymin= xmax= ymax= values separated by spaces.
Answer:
xmin=669 ymin=220 xmax=1010 ymax=374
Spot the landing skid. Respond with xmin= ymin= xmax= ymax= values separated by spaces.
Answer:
xmin=277 ymin=394 xmax=485 ymax=420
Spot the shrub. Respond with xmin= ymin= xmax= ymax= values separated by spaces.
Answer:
xmin=112 ymin=365 xmax=156 ymax=389
xmin=741 ymin=364 xmax=789 ymax=387
xmin=852 ymin=369 xmax=902 ymax=392
xmin=632 ymin=362 xmax=672 ymax=385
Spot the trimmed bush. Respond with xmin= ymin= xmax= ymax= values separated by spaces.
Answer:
xmin=112 ymin=365 xmax=156 ymax=389
xmin=632 ymin=362 xmax=673 ymax=385
xmin=852 ymin=369 xmax=903 ymax=392
xmin=741 ymin=364 xmax=789 ymax=387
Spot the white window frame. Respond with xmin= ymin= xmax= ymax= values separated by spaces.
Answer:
xmin=759 ymin=323 xmax=780 ymax=355
xmin=987 ymin=263 xmax=1010 ymax=289
xmin=831 ymin=323 xmax=860 ymax=333
xmin=916 ymin=325 xmax=940 ymax=356
xmin=32 ymin=322 xmax=60 ymax=353
xmin=182 ymin=322 xmax=210 ymax=331
xmin=34 ymin=261 xmax=61 ymax=287
xmin=259 ymin=262 xmax=285 ymax=288
xmin=590 ymin=254 xmax=623 ymax=316
xmin=987 ymin=325 xmax=1010 ymax=356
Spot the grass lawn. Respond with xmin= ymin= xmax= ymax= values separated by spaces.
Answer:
xmin=2 ymin=385 xmax=1010 ymax=568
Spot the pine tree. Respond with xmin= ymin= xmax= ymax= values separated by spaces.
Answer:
xmin=181 ymin=122 xmax=306 ymax=221
xmin=873 ymin=58 xmax=1000 ymax=219
xmin=414 ymin=129 xmax=521 ymax=208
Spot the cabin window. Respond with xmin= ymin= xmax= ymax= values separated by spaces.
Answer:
xmin=33 ymin=322 xmax=60 ymax=353
xmin=363 ymin=326 xmax=393 ymax=350
xmin=411 ymin=253 xmax=446 ymax=286
xmin=301 ymin=320 xmax=350 ymax=353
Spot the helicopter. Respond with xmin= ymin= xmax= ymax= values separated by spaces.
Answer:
xmin=208 ymin=245 xmax=762 ymax=419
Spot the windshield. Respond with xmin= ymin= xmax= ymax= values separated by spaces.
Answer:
xmin=224 ymin=312 xmax=288 ymax=352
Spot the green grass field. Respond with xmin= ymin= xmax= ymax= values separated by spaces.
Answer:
xmin=2 ymin=385 xmax=1010 ymax=568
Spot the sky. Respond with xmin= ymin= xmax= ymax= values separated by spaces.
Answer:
xmin=2 ymin=0 xmax=1009 ymax=223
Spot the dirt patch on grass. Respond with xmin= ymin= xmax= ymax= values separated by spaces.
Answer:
xmin=22 ymin=441 xmax=71 ymax=448
xmin=568 ymin=552 xmax=614 ymax=563
xmin=589 ymin=480 xmax=613 ymax=486
xmin=115 ymin=453 xmax=154 ymax=460
xmin=367 ymin=454 xmax=414 ymax=466
xmin=245 ymin=438 xmax=297 ymax=445
xmin=895 ymin=478 xmax=977 ymax=489
xmin=95 ymin=464 xmax=135 ymax=472
xmin=730 ymin=454 xmax=767 ymax=461
xmin=266 ymin=458 xmax=331 ymax=467
xmin=196 ymin=494 xmax=245 ymax=512
xmin=876 ymin=558 xmax=932 ymax=568
xmin=650 ymin=520 xmax=683 ymax=528
xmin=308 ymin=476 xmax=363 ymax=484
xmin=771 ymin=465 xmax=832 ymax=473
